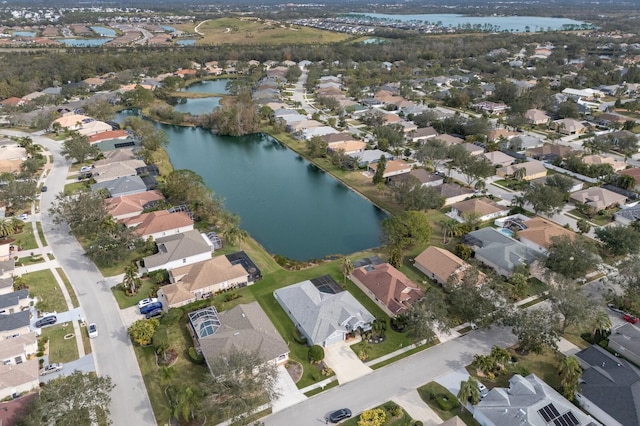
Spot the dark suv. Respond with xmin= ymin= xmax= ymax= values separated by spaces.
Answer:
xmin=329 ymin=408 xmax=352 ymax=423
xmin=35 ymin=315 xmax=57 ymax=328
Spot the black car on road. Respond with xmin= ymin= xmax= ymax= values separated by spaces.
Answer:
xmin=329 ymin=408 xmax=352 ymax=423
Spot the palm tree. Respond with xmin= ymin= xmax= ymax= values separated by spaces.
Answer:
xmin=122 ymin=264 xmax=139 ymax=296
xmin=0 ymin=218 xmax=16 ymax=239
xmin=472 ymin=354 xmax=496 ymax=378
xmin=490 ymin=346 xmax=511 ymax=373
xmin=458 ymin=377 xmax=481 ymax=405
xmin=558 ymin=356 xmax=582 ymax=400
xmin=440 ymin=218 xmax=460 ymax=244
xmin=172 ymin=386 xmax=199 ymax=424
xmin=513 ymin=166 xmax=527 ymax=181
xmin=341 ymin=257 xmax=353 ymax=284
xmin=371 ymin=318 xmax=387 ymax=338
xmin=591 ymin=309 xmax=612 ymax=339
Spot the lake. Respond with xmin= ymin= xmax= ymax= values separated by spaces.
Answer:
xmin=173 ymin=97 xmax=221 ymax=115
xmin=59 ymin=38 xmax=113 ymax=47
xmin=180 ymin=79 xmax=231 ymax=95
xmin=116 ymin=111 xmax=386 ymax=260
xmin=90 ymin=26 xmax=116 ymax=37
xmin=350 ymin=13 xmax=589 ymax=32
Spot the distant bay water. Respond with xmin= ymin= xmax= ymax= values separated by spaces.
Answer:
xmin=349 ymin=13 xmax=589 ymax=32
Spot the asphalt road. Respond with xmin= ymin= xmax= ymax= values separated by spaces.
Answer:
xmin=2 ymin=131 xmax=156 ymax=426
xmin=264 ymin=326 xmax=517 ymax=426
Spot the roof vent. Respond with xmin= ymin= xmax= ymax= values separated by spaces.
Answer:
xmin=233 ymin=332 xmax=240 ymax=336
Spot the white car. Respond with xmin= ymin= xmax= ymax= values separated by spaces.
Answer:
xmin=137 ymin=298 xmax=158 ymax=309
xmin=88 ymin=323 xmax=98 ymax=339
xmin=80 ymin=166 xmax=92 ymax=173
xmin=17 ymin=213 xmax=28 ymax=221
xmin=41 ymin=363 xmax=63 ymax=375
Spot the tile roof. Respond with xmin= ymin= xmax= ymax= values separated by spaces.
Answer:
xmin=351 ymin=263 xmax=424 ymax=315
xmin=450 ymin=197 xmax=509 ymax=217
xmin=0 ymin=358 xmax=38 ymax=388
xmin=570 ymin=187 xmax=627 ymax=210
xmin=106 ymin=190 xmax=165 ymax=218
xmin=414 ymin=246 xmax=469 ymax=285
xmin=518 ymin=217 xmax=575 ymax=249
xmin=124 ymin=210 xmax=193 ymax=238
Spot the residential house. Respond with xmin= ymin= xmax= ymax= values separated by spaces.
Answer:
xmin=525 ymin=108 xmax=552 ymax=125
xmin=406 ymin=169 xmax=444 ymax=187
xmin=530 ymin=176 xmax=583 ymax=193
xmin=91 ymin=175 xmax=149 ymax=198
xmin=347 ymin=149 xmax=394 ymax=167
xmin=486 ymin=129 xmax=518 ymax=142
xmin=350 ymin=263 xmax=424 ymax=316
xmin=496 ymin=160 xmax=547 ymax=181
xmin=0 ymin=332 xmax=37 ymax=365
xmin=414 ymin=247 xmax=471 ymax=286
xmin=575 ymin=345 xmax=640 ymax=426
xmin=527 ymin=143 xmax=575 ymax=162
xmin=0 ymin=260 xmax=15 ymax=296
xmin=562 ymin=88 xmax=602 ymax=101
xmin=158 ymin=255 xmax=249 ymax=309
xmin=106 ymin=190 xmax=165 ymax=220
xmin=472 ymin=101 xmax=508 ymax=115
xmin=449 ymin=197 xmax=510 ymax=223
xmin=139 ymin=230 xmax=214 ymax=274
xmin=274 ymin=276 xmax=374 ymax=347
xmin=0 ymin=358 xmax=39 ymax=400
xmin=553 ymin=118 xmax=586 ymax=135
xmin=463 ymin=227 xmax=539 ymax=277
xmin=0 ymin=290 xmax=31 ymax=315
xmin=0 ymin=311 xmax=30 ymax=339
xmin=582 ymin=155 xmax=627 ymax=172
xmin=615 ymin=203 xmax=640 ymax=225
xmin=368 ymin=159 xmax=412 ymax=180
xmin=92 ymin=148 xmax=140 ymax=167
xmin=327 ymin=140 xmax=367 ymax=155
xmin=517 ymin=217 xmax=575 ymax=254
xmin=302 ymin=127 xmax=339 ymax=140
xmin=410 ymin=127 xmax=438 ymax=144
xmin=189 ymin=303 xmax=289 ymax=374
xmin=608 ymin=323 xmax=640 ymax=366
xmin=619 ymin=167 xmax=640 ymax=191
xmin=473 ymin=374 xmax=599 ymax=426
xmin=91 ymin=161 xmax=144 ymax=184
xmin=483 ymin=151 xmax=515 ymax=168
xmin=570 ymin=187 xmax=627 ymax=211
xmin=123 ymin=210 xmax=194 ymax=241
xmin=51 ymin=114 xmax=93 ymax=132
xmin=434 ymin=183 xmax=474 ymax=206
xmin=462 ymin=143 xmax=484 ymax=156
xmin=436 ymin=134 xmax=465 ymax=146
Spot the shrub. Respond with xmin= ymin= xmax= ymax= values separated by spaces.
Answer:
xmin=293 ymin=330 xmax=307 ymax=345
xmin=436 ymin=394 xmax=459 ymax=411
xmin=414 ymin=422 xmax=423 ymax=426
xmin=161 ymin=308 xmax=183 ymax=326
xmin=188 ymin=347 xmax=205 ymax=365
xmin=514 ymin=364 xmax=531 ymax=377
xmin=388 ymin=404 xmax=402 ymax=417
xmin=308 ymin=345 xmax=324 ymax=363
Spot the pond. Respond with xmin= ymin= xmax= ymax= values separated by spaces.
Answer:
xmin=13 ymin=31 xmax=36 ymax=37
xmin=90 ymin=26 xmax=116 ymax=37
xmin=176 ymin=39 xmax=197 ymax=46
xmin=59 ymin=38 xmax=113 ymax=47
xmin=180 ymin=79 xmax=231 ymax=95
xmin=349 ymin=13 xmax=590 ymax=32
xmin=116 ymin=111 xmax=386 ymax=260
xmin=173 ymin=97 xmax=221 ymax=116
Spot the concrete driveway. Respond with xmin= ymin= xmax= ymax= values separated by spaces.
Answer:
xmin=40 ymin=354 xmax=96 ymax=383
xmin=323 ymin=339 xmax=372 ymax=384
xmin=119 ymin=305 xmax=144 ymax=327
xmin=392 ymin=390 xmax=442 ymax=426
xmin=271 ymin=365 xmax=307 ymax=413
xmin=436 ymin=368 xmax=471 ymax=397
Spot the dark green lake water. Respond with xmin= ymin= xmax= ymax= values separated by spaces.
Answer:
xmin=117 ymin=112 xmax=386 ymax=260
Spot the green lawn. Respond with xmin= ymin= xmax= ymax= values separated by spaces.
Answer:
xmin=567 ymin=208 xmax=614 ymax=227
xmin=56 ymin=268 xmax=80 ymax=309
xmin=10 ymin=226 xmax=37 ymax=250
xmin=417 ymin=382 xmax=479 ymax=426
xmin=466 ymin=346 xmax=563 ymax=391
xmin=80 ymin=322 xmax=92 ymax=355
xmin=36 ymin=222 xmax=46 ymax=245
xmin=40 ymin=322 xmax=79 ymax=363
xmin=342 ymin=401 xmax=414 ymax=426
xmin=63 ymin=181 xmax=92 ymax=196
xmin=15 ymin=255 xmax=46 ymax=266
xmin=526 ymin=277 xmax=549 ymax=297
xmin=111 ymin=279 xmax=156 ymax=310
xmin=24 ymin=269 xmax=68 ymax=313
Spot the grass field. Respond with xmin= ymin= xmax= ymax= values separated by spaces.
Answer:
xmin=25 ymin=269 xmax=67 ymax=313
xmin=11 ymin=225 xmax=37 ymax=250
xmin=175 ymin=18 xmax=350 ymax=45
xmin=40 ymin=323 xmax=79 ymax=363
xmin=56 ymin=268 xmax=79 ymax=309
xmin=417 ymin=382 xmax=479 ymax=425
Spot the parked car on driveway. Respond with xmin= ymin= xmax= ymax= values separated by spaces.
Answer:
xmin=140 ymin=302 xmax=162 ymax=315
xmin=478 ymin=382 xmax=489 ymax=398
xmin=624 ymin=314 xmax=639 ymax=324
xmin=328 ymin=408 xmax=352 ymax=423
xmin=88 ymin=323 xmax=98 ymax=338
xmin=608 ymin=303 xmax=624 ymax=314
xmin=35 ymin=315 xmax=57 ymax=328
xmin=41 ymin=363 xmax=63 ymax=375
xmin=145 ymin=308 xmax=163 ymax=319
xmin=137 ymin=298 xmax=158 ymax=309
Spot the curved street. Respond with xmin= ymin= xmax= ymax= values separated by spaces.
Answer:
xmin=2 ymin=130 xmax=156 ymax=426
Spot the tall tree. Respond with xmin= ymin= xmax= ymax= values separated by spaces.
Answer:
xmin=372 ymin=156 xmax=386 ymax=185
xmin=61 ymin=132 xmax=99 ymax=164
xmin=382 ymin=210 xmax=432 ymax=250
xmin=595 ymin=225 xmax=640 ymax=256
xmin=558 ymin=356 xmax=582 ymax=400
xmin=122 ymin=264 xmax=141 ymax=296
xmin=415 ymin=138 xmax=448 ymax=172
xmin=545 ymin=236 xmax=600 ymax=279
xmin=549 ymin=279 xmax=594 ymax=333
xmin=458 ymin=377 xmax=481 ymax=405
xmin=522 ymin=183 xmax=565 ymax=215
xmin=19 ymin=372 xmax=114 ymax=425
xmin=509 ymin=308 xmax=560 ymax=354
xmin=0 ymin=218 xmax=16 ymax=238
xmin=341 ymin=257 xmax=354 ymax=284
xmin=199 ymin=348 xmax=279 ymax=424
xmin=403 ymin=287 xmax=451 ymax=341
xmin=591 ymin=309 xmax=611 ymax=339
xmin=49 ymin=190 xmax=110 ymax=238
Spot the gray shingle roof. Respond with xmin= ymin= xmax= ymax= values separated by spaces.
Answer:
xmin=0 ymin=290 xmax=28 ymax=310
xmin=274 ymin=280 xmax=374 ymax=346
xmin=142 ymin=230 xmax=212 ymax=269
xmin=464 ymin=227 xmax=539 ymax=273
xmin=91 ymin=175 xmax=147 ymax=197
xmin=609 ymin=323 xmax=640 ymax=360
xmin=576 ymin=345 xmax=640 ymax=426
xmin=0 ymin=311 xmax=30 ymax=332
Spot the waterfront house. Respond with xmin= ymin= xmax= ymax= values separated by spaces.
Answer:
xmin=138 ymin=230 xmax=214 ymax=274
xmin=449 ymin=197 xmax=510 ymax=223
xmin=414 ymin=247 xmax=471 ymax=286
